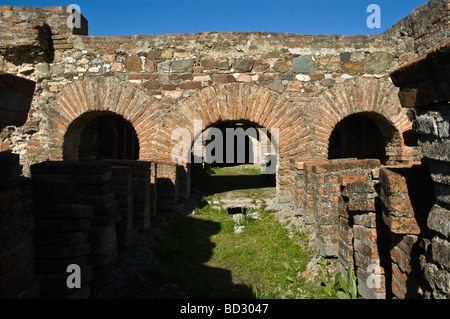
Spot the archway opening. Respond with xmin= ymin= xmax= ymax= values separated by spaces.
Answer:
xmin=328 ymin=112 xmax=398 ymax=165
xmin=190 ymin=120 xmax=277 ymax=196
xmin=64 ymin=111 xmax=139 ymax=161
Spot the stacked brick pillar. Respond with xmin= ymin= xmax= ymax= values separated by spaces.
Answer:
xmin=379 ymin=165 xmax=435 ymax=298
xmin=293 ymin=158 xmax=380 ymax=257
xmin=31 ymin=161 xmax=121 ymax=298
xmin=341 ymin=175 xmax=389 ymax=299
xmin=31 ymin=162 xmax=96 ymax=298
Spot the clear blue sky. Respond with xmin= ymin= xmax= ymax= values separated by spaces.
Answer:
xmin=1 ymin=0 xmax=428 ymax=36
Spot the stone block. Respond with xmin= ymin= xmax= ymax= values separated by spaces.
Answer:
xmin=171 ymin=58 xmax=195 ymax=72
xmin=292 ymin=55 xmax=315 ymax=73
xmin=364 ymin=51 xmax=394 ymax=73
xmin=427 ymin=204 xmax=450 ymax=238
xmin=232 ymin=58 xmax=254 ymax=72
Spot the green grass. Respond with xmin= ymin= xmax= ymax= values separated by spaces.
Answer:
xmin=125 ymin=201 xmax=317 ymax=299
xmin=124 ymin=164 xmax=320 ymax=299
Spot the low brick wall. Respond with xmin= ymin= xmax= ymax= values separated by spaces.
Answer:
xmin=291 ymin=157 xmax=440 ymax=299
xmin=292 ymin=158 xmax=380 ymax=257
xmin=27 ymin=159 xmax=157 ymax=298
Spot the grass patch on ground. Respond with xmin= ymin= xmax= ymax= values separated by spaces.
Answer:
xmin=125 ymin=201 xmax=317 ymax=299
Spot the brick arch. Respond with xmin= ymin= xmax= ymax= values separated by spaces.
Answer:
xmin=307 ymin=77 xmax=413 ymax=163
xmin=43 ymin=76 xmax=158 ymax=161
xmin=151 ymin=83 xmax=314 ymax=192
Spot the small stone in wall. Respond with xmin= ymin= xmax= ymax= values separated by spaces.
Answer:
xmin=218 ymin=60 xmax=230 ymax=70
xmin=364 ymin=52 xmax=395 ymax=73
xmin=253 ymin=60 xmax=270 ymax=72
xmin=262 ymin=50 xmax=282 ymax=59
xmin=171 ymin=58 xmax=195 ymax=72
xmin=236 ymin=74 xmax=252 ymax=83
xmin=161 ymin=50 xmax=173 ymax=59
xmin=102 ymin=54 xmax=115 ymax=62
xmin=200 ymin=59 xmax=218 ymax=70
xmin=88 ymin=66 xmax=100 ymax=73
xmin=124 ymin=56 xmax=142 ymax=72
xmin=320 ymin=78 xmax=336 ymax=88
xmin=232 ymin=58 xmax=255 ymax=73
xmin=295 ymin=74 xmax=311 ymax=82
xmin=292 ymin=55 xmax=315 ymax=74
xmin=340 ymin=52 xmax=351 ymax=62
xmin=342 ymin=61 xmax=364 ymax=73
xmin=269 ymin=77 xmax=285 ymax=93
xmin=273 ymin=60 xmax=290 ymax=73
xmin=111 ymin=63 xmax=122 ymax=72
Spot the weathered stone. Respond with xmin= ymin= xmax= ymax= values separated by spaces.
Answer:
xmin=160 ymin=50 xmax=173 ymax=59
xmin=232 ymin=58 xmax=254 ymax=72
xmin=253 ymin=60 xmax=270 ymax=72
xmin=320 ymin=78 xmax=335 ymax=87
xmin=342 ymin=61 xmax=364 ymax=73
xmin=314 ymin=55 xmax=340 ymax=72
xmin=262 ymin=50 xmax=281 ymax=59
xmin=340 ymin=52 xmax=351 ymax=62
xmin=273 ymin=60 xmax=290 ymax=73
xmin=147 ymin=49 xmax=162 ymax=60
xmin=268 ymin=77 xmax=284 ymax=93
xmin=292 ymin=55 xmax=315 ymax=73
xmin=123 ymin=56 xmax=142 ymax=72
xmin=171 ymin=58 xmax=195 ymax=72
xmin=218 ymin=60 xmax=230 ymax=70
xmin=295 ymin=74 xmax=311 ymax=82
xmin=200 ymin=59 xmax=218 ymax=70
xmin=365 ymin=52 xmax=395 ymax=73
xmin=110 ymin=63 xmax=122 ymax=72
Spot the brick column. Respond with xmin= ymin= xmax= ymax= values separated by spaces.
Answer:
xmin=31 ymin=162 xmax=94 ymax=299
xmin=380 ymin=165 xmax=434 ymax=299
xmin=343 ymin=178 xmax=388 ymax=299
xmin=308 ymin=159 xmax=380 ymax=257
xmin=109 ymin=164 xmax=135 ymax=248
xmin=31 ymin=162 xmax=119 ymax=271
xmin=102 ymin=159 xmax=153 ymax=233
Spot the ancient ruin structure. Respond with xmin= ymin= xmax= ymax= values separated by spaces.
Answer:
xmin=0 ymin=0 xmax=449 ymax=299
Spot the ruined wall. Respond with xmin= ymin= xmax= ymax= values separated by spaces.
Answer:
xmin=291 ymin=158 xmax=438 ymax=299
xmin=0 ymin=4 xmax=419 ymax=195
xmin=383 ymin=0 xmax=450 ymax=56
xmin=390 ymin=38 xmax=450 ymax=299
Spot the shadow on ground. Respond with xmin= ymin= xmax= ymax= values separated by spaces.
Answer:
xmin=125 ymin=207 xmax=254 ymax=299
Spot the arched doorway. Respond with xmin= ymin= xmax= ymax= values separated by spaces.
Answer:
xmin=328 ymin=112 xmax=400 ymax=164
xmin=189 ymin=120 xmax=277 ymax=195
xmin=64 ymin=111 xmax=139 ymax=161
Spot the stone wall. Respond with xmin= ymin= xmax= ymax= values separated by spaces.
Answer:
xmin=383 ymin=0 xmax=450 ymax=56
xmin=0 ymin=4 xmax=421 ymax=191
xmin=1 ymin=0 xmax=449 ymax=300
xmin=390 ymin=38 xmax=450 ymax=299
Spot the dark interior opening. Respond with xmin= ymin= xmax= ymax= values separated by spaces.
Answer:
xmin=68 ymin=113 xmax=139 ymax=161
xmin=328 ymin=113 xmax=389 ymax=164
